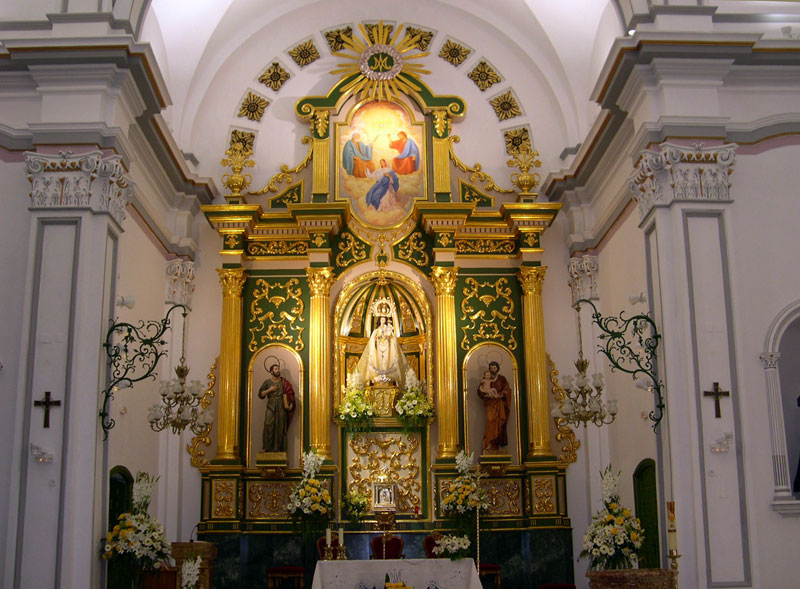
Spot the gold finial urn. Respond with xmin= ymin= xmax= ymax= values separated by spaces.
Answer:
xmin=221 ymin=142 xmax=255 ymax=200
xmin=507 ymin=145 xmax=542 ymax=199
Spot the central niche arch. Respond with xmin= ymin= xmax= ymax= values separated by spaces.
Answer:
xmin=333 ymin=269 xmax=433 ymax=409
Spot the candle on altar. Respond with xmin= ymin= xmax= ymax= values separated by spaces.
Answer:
xmin=338 ymin=527 xmax=344 ymax=543
xmin=326 ymin=528 xmax=331 ymax=547
xmin=666 ymin=501 xmax=678 ymax=552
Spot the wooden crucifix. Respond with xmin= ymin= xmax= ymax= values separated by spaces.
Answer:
xmin=703 ymin=382 xmax=730 ymax=419
xmin=33 ymin=391 xmax=61 ymax=428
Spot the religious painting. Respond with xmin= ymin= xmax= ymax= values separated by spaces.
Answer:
xmin=247 ymin=345 xmax=303 ymax=469
xmin=463 ymin=343 xmax=520 ymax=463
xmin=336 ymin=100 xmax=426 ymax=228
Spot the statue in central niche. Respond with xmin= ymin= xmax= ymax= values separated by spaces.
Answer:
xmin=355 ymin=298 xmax=408 ymax=391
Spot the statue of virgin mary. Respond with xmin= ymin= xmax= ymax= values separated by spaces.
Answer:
xmin=355 ymin=309 xmax=408 ymax=390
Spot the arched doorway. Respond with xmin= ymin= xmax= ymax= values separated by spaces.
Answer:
xmin=633 ymin=459 xmax=660 ymax=568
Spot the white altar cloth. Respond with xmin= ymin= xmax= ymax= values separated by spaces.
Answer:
xmin=311 ymin=558 xmax=482 ymax=589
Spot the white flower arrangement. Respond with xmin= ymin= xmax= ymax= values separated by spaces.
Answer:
xmin=431 ymin=534 xmax=471 ymax=559
xmin=337 ymin=373 xmax=374 ymax=432
xmin=394 ymin=368 xmax=434 ymax=432
xmin=180 ymin=555 xmax=202 ymax=589
xmin=102 ymin=472 xmax=171 ymax=572
xmin=287 ymin=450 xmax=333 ymax=536
xmin=580 ymin=465 xmax=644 ymax=570
xmin=441 ymin=451 xmax=488 ymax=518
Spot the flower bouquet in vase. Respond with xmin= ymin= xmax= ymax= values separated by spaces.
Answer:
xmin=394 ymin=368 xmax=434 ymax=433
xmin=440 ymin=451 xmax=488 ymax=540
xmin=101 ymin=472 xmax=172 ymax=589
xmin=432 ymin=534 xmax=472 ymax=560
xmin=337 ymin=372 xmax=374 ymax=433
xmin=287 ymin=450 xmax=333 ymax=539
xmin=342 ymin=490 xmax=369 ymax=526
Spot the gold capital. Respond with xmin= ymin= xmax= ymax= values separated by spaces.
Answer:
xmin=430 ymin=266 xmax=458 ymax=296
xmin=517 ymin=265 xmax=546 ymax=295
xmin=306 ymin=267 xmax=335 ymax=297
xmin=217 ymin=268 xmax=246 ymax=296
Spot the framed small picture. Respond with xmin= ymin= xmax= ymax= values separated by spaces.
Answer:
xmin=373 ymin=482 xmax=397 ymax=511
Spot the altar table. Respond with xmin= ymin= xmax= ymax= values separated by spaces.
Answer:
xmin=311 ymin=558 xmax=482 ymax=589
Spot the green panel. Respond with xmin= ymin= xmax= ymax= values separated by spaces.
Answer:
xmin=269 ymin=182 xmax=302 ymax=209
xmin=332 ymin=230 xmax=371 ymax=274
xmin=393 ymin=229 xmax=433 ymax=275
xmin=460 ymin=182 xmax=493 ymax=207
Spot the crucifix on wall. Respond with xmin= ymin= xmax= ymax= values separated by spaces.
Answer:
xmin=33 ymin=391 xmax=61 ymax=428
xmin=703 ymin=382 xmax=730 ymax=419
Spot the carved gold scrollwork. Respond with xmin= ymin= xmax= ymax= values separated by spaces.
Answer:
xmin=347 ymin=433 xmax=421 ymax=513
xmin=247 ymin=481 xmax=294 ymax=519
xmin=459 ymin=277 xmax=517 ymax=351
xmin=335 ymin=232 xmax=368 ymax=268
xmin=448 ymin=136 xmax=514 ymax=194
xmin=247 ymin=241 xmax=308 ymax=256
xmin=547 ymin=354 xmax=580 ymax=464
xmin=455 ymin=239 xmax=516 ymax=255
xmin=396 ymin=231 xmax=430 ymax=267
xmin=249 ymin=136 xmax=314 ymax=195
xmin=532 ymin=476 xmax=556 ymax=514
xmin=248 ymin=278 xmax=305 ymax=352
xmin=213 ymin=480 xmax=235 ymax=518
xmin=432 ymin=110 xmax=449 ymax=138
xmin=483 ymin=479 xmax=522 ymax=516
xmin=187 ymin=358 xmax=218 ymax=468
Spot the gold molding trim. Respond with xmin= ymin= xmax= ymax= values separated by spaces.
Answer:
xmin=187 ymin=358 xmax=218 ymax=468
xmin=247 ymin=481 xmax=295 ymax=519
xmin=249 ymin=136 xmax=313 ymax=195
xmin=547 ymin=354 xmax=579 ymax=464
xmin=448 ymin=136 xmax=514 ymax=194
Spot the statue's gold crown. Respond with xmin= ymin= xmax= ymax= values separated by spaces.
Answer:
xmin=370 ymin=296 xmax=395 ymax=318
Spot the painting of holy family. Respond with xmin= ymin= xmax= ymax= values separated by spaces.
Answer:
xmin=337 ymin=100 xmax=425 ymax=228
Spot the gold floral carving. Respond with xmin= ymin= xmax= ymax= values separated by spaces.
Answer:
xmin=508 ymin=145 xmax=543 ymax=195
xmin=311 ymin=233 xmax=326 ymax=247
xmin=224 ymin=234 xmax=240 ymax=249
xmin=238 ymin=92 xmax=269 ymax=122
xmin=517 ymin=266 xmax=546 ymax=295
xmin=310 ymin=108 xmax=329 ymax=138
xmin=348 ymin=433 xmax=421 ymax=513
xmin=490 ymin=90 xmax=521 ymax=121
xmin=432 ymin=110 xmax=449 ymax=138
xmin=306 ymin=267 xmax=335 ymax=297
xmin=249 ymin=136 xmax=313 ymax=195
xmin=437 ymin=233 xmax=453 ymax=247
xmin=430 ymin=266 xmax=458 ymax=296
xmin=547 ymin=354 xmax=579 ymax=464
xmin=439 ymin=39 xmax=471 ymax=66
xmin=455 ymin=238 xmax=515 ymax=255
xmin=404 ymin=26 xmax=433 ymax=51
xmin=523 ymin=233 xmax=540 ymax=248
xmin=504 ymin=128 xmax=531 ymax=155
xmin=468 ymin=61 xmax=501 ymax=91
xmin=483 ymin=479 xmax=522 ymax=516
xmin=398 ymin=298 xmax=416 ymax=333
xmin=335 ymin=232 xmax=368 ymax=268
xmin=248 ymin=278 xmax=305 ymax=352
xmin=397 ymin=231 xmax=430 ymax=267
xmin=247 ymin=481 xmax=294 ymax=518
xmin=230 ymin=130 xmax=254 ymax=153
xmin=325 ymin=27 xmax=353 ymax=52
xmin=532 ymin=476 xmax=556 ymax=514
xmin=213 ymin=480 xmax=235 ymax=518
xmin=459 ymin=277 xmax=517 ymax=351
xmin=348 ymin=296 xmax=367 ymax=335
xmin=461 ymin=183 xmax=493 ymax=206
xmin=217 ymin=268 xmax=246 ymax=297
xmin=270 ymin=182 xmax=302 ymax=208
xmin=258 ymin=62 xmax=291 ymax=91
xmin=289 ymin=39 xmax=320 ymax=67
xmin=221 ymin=142 xmax=255 ymax=198
xmin=246 ymin=241 xmax=308 ymax=256
xmin=448 ymin=136 xmax=514 ymax=194
xmin=187 ymin=358 xmax=217 ymax=468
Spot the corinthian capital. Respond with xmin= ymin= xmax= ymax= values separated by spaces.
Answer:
xmin=165 ymin=260 xmax=196 ymax=309
xmin=217 ymin=268 xmax=246 ymax=297
xmin=760 ymin=352 xmax=780 ymax=369
xmin=306 ymin=267 xmax=335 ymax=297
xmin=567 ymin=255 xmax=599 ymax=305
xmin=430 ymin=266 xmax=459 ymax=296
xmin=517 ymin=265 xmax=546 ymax=295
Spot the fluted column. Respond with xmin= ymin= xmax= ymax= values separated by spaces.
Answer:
xmin=307 ymin=267 xmax=335 ymax=459
xmin=216 ymin=268 xmax=246 ymax=461
xmin=430 ymin=266 xmax=459 ymax=459
xmin=760 ymin=352 xmax=792 ymax=499
xmin=518 ymin=266 xmax=552 ymax=459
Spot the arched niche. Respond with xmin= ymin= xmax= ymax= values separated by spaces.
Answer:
xmin=332 ymin=269 xmax=433 ymax=410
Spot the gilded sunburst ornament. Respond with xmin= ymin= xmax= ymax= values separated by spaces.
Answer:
xmin=258 ymin=62 xmax=290 ymax=91
xmin=238 ymin=92 xmax=269 ymax=121
xmin=330 ymin=21 xmax=430 ymax=102
xmin=365 ymin=23 xmax=394 ymax=44
xmin=325 ymin=27 xmax=353 ymax=52
xmin=490 ymin=90 xmax=521 ymax=121
xmin=230 ymin=130 xmax=255 ymax=153
xmin=468 ymin=61 xmax=501 ymax=91
xmin=289 ymin=39 xmax=320 ymax=67
xmin=404 ymin=26 xmax=433 ymax=51
xmin=439 ymin=39 xmax=470 ymax=66
xmin=504 ymin=128 xmax=531 ymax=155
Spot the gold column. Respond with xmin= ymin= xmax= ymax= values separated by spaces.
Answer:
xmin=518 ymin=266 xmax=552 ymax=458
xmin=216 ymin=268 xmax=247 ymax=461
xmin=306 ymin=267 xmax=335 ymax=458
xmin=430 ymin=266 xmax=459 ymax=459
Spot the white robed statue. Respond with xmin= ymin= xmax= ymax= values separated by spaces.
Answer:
xmin=355 ymin=299 xmax=408 ymax=390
